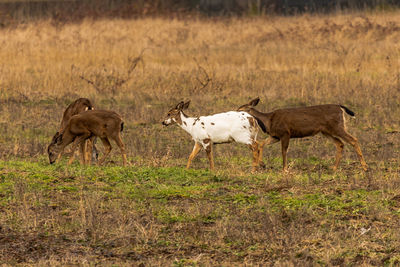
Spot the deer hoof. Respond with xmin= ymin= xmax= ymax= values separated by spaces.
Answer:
xmin=258 ymin=161 xmax=266 ymax=169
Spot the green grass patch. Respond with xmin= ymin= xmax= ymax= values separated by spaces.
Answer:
xmin=0 ymin=159 xmax=399 ymax=265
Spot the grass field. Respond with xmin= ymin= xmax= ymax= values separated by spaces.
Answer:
xmin=0 ymin=11 xmax=400 ymax=265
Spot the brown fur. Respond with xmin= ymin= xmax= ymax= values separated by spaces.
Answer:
xmin=238 ymin=97 xmax=368 ymax=172
xmin=60 ymin=98 xmax=94 ymax=130
xmin=58 ymin=98 xmax=98 ymax=164
xmin=48 ymin=110 xmax=128 ymax=166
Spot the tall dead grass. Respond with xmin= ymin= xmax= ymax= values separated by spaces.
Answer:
xmin=0 ymin=12 xmax=399 ymax=165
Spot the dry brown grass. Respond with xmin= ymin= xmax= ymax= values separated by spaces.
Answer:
xmin=0 ymin=12 xmax=399 ymax=162
xmin=0 ymin=11 xmax=399 ymax=266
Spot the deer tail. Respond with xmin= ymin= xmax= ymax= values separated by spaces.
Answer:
xmin=120 ymin=122 xmax=124 ymax=132
xmin=340 ymin=105 xmax=355 ymax=117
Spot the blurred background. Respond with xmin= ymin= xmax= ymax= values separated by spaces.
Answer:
xmin=2 ymin=0 xmax=400 ymax=25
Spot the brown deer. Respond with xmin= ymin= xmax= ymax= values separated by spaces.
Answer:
xmin=60 ymin=98 xmax=94 ymax=130
xmin=58 ymin=98 xmax=98 ymax=164
xmin=48 ymin=110 xmax=128 ymax=166
xmin=237 ymin=98 xmax=368 ymax=172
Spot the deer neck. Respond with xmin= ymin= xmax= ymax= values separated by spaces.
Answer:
xmin=177 ymin=112 xmax=197 ymax=135
xmin=248 ymin=108 xmax=273 ymax=133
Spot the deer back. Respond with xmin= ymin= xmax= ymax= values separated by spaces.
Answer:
xmin=184 ymin=111 xmax=258 ymax=145
xmin=67 ymin=110 xmax=123 ymax=138
xmin=60 ymin=98 xmax=94 ymax=130
xmin=270 ymin=104 xmax=346 ymax=138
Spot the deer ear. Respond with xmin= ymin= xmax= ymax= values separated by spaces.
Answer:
xmin=55 ymin=133 xmax=63 ymax=144
xmin=249 ymin=97 xmax=260 ymax=107
xmin=182 ymin=100 xmax=190 ymax=110
xmin=175 ymin=101 xmax=185 ymax=110
xmin=51 ymin=132 xmax=59 ymax=144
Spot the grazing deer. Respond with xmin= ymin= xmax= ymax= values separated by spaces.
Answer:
xmin=48 ymin=110 xmax=128 ymax=166
xmin=162 ymin=101 xmax=264 ymax=172
xmin=59 ymin=98 xmax=98 ymax=164
xmin=60 ymin=98 xmax=94 ymax=129
xmin=237 ymin=98 xmax=368 ymax=172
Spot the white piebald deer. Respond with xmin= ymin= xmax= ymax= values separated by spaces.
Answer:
xmin=162 ymin=101 xmax=264 ymax=172
xmin=58 ymin=98 xmax=98 ymax=164
xmin=48 ymin=110 xmax=128 ymax=166
xmin=238 ymin=98 xmax=368 ymax=172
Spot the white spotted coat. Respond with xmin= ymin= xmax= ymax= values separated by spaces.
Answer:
xmin=176 ymin=111 xmax=258 ymax=148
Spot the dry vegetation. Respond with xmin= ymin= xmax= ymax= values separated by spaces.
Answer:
xmin=0 ymin=11 xmax=399 ymax=265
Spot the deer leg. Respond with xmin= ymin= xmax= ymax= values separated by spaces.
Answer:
xmin=280 ymin=135 xmax=290 ymax=172
xmin=67 ymin=135 xmax=89 ymax=165
xmin=338 ymin=131 xmax=368 ymax=171
xmin=332 ymin=137 xmax=344 ymax=171
xmin=186 ymin=143 xmax=202 ymax=169
xmin=324 ymin=134 xmax=344 ymax=171
xmin=86 ymin=138 xmax=94 ymax=165
xmin=257 ymin=137 xmax=280 ymax=168
xmin=112 ymin=133 xmax=128 ymax=166
xmin=79 ymin=141 xmax=86 ymax=165
xmin=205 ymin=141 xmax=214 ymax=171
xmin=98 ymin=137 xmax=112 ymax=166
xmin=84 ymin=137 xmax=98 ymax=165
xmin=67 ymin=149 xmax=77 ymax=165
xmin=249 ymin=141 xmax=259 ymax=173
xmin=91 ymin=137 xmax=99 ymax=164
xmin=255 ymin=141 xmax=264 ymax=169
xmin=56 ymin=152 xmax=63 ymax=162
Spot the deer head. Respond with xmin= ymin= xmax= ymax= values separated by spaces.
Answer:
xmin=47 ymin=132 xmax=64 ymax=164
xmin=237 ymin=97 xmax=260 ymax=112
xmin=162 ymin=100 xmax=190 ymax=126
